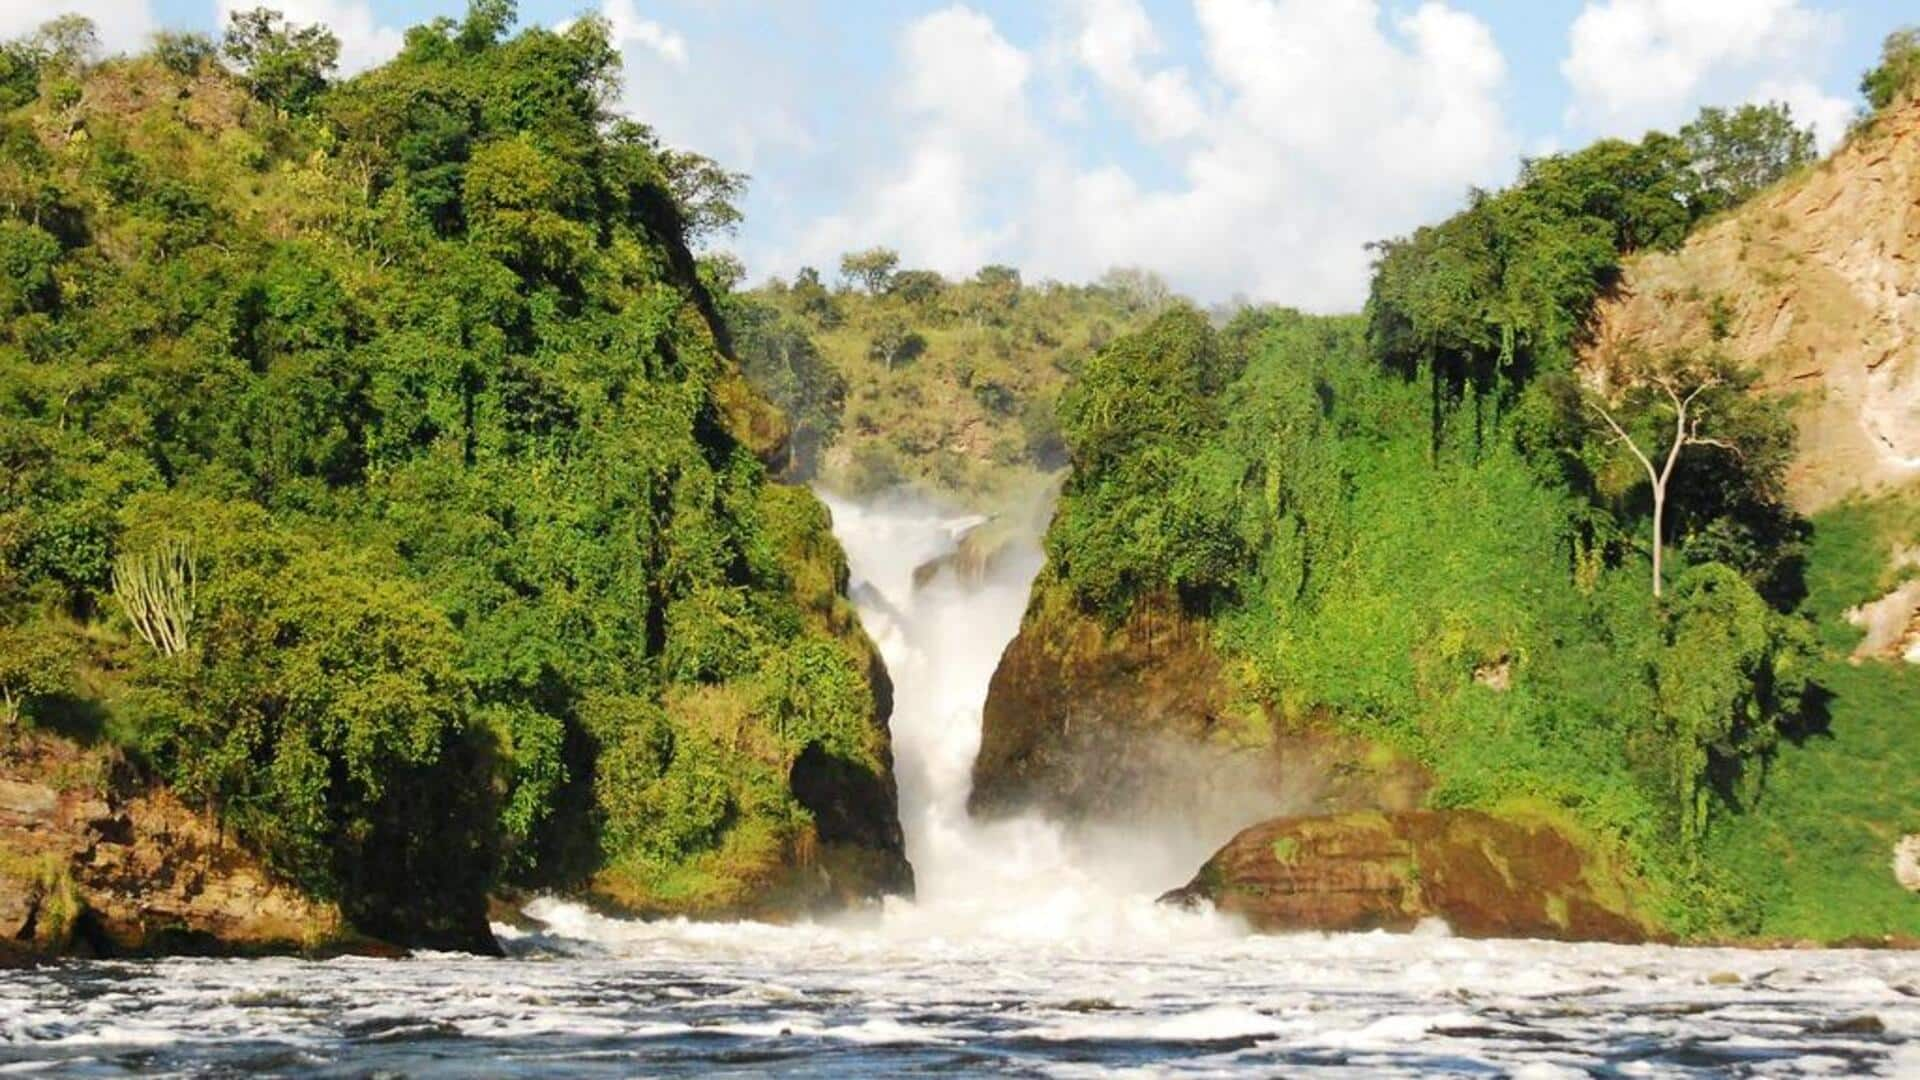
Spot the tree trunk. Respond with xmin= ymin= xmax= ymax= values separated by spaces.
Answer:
xmin=1650 ymin=485 xmax=1667 ymax=598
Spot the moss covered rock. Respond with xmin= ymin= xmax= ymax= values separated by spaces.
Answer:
xmin=1163 ymin=809 xmax=1648 ymax=942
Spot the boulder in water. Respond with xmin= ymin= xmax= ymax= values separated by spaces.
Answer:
xmin=1161 ymin=809 xmax=1647 ymax=942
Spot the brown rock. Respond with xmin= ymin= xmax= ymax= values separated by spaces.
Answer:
xmin=971 ymin=582 xmax=1428 ymax=827
xmin=1163 ymin=809 xmax=1647 ymax=942
xmin=971 ymin=586 xmax=1240 ymax=821
xmin=1582 ymin=96 xmax=1920 ymax=512
xmin=0 ymin=733 xmax=346 ymax=957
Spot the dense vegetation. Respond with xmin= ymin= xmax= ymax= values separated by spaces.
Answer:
xmin=734 ymin=258 xmax=1164 ymax=503
xmin=0 ymin=3 xmax=898 ymax=941
xmin=1042 ymin=97 xmax=1917 ymax=938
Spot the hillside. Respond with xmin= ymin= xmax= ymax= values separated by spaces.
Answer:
xmin=975 ymin=95 xmax=1920 ymax=943
xmin=0 ymin=10 xmax=908 ymax=953
xmin=735 ymin=266 xmax=1161 ymax=508
xmin=1585 ymin=98 xmax=1920 ymax=512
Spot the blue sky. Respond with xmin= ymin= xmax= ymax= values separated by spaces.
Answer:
xmin=2 ymin=0 xmax=1906 ymax=307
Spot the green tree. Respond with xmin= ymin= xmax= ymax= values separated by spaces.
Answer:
xmin=221 ymin=7 xmax=340 ymax=114
xmin=1861 ymin=26 xmax=1920 ymax=113
xmin=867 ymin=311 xmax=925 ymax=370
xmin=1680 ymin=102 xmax=1816 ymax=212
xmin=0 ymin=625 xmax=74 ymax=725
xmin=661 ymin=149 xmax=747 ymax=242
xmin=29 ymin=15 xmax=98 ymax=71
xmin=839 ymin=247 xmax=899 ymax=294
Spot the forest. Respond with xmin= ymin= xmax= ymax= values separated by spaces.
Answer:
xmin=0 ymin=1 xmax=904 ymax=943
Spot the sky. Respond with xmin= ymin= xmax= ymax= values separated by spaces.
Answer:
xmin=0 ymin=0 xmax=1906 ymax=309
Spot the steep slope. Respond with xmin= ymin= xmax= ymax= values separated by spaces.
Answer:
xmin=1584 ymin=100 xmax=1920 ymax=512
xmin=0 ymin=14 xmax=908 ymax=954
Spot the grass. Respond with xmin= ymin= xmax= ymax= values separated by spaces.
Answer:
xmin=1701 ymin=491 xmax=1920 ymax=940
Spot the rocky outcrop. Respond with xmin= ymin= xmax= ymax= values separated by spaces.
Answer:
xmin=970 ymin=581 xmax=1428 ymax=832
xmin=971 ymin=584 xmax=1257 ymax=822
xmin=1583 ymin=99 xmax=1920 ymax=513
xmin=1162 ymin=810 xmax=1647 ymax=942
xmin=1846 ymin=546 xmax=1920 ymax=664
xmin=0 ymin=734 xmax=348 ymax=958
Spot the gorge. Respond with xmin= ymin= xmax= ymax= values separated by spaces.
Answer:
xmin=1 ymin=1 xmax=1919 ymax=1073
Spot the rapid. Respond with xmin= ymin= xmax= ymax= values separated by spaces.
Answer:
xmin=1 ymin=493 xmax=1916 ymax=1077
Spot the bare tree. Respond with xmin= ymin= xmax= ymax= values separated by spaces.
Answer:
xmin=1588 ymin=369 xmax=1739 ymax=598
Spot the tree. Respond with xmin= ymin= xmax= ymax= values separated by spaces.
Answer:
xmin=888 ymin=269 xmax=945 ymax=306
xmin=1099 ymin=266 xmax=1173 ymax=315
xmin=839 ymin=247 xmax=899 ymax=294
xmin=30 ymin=15 xmax=98 ymax=71
xmin=152 ymin=31 xmax=219 ymax=76
xmin=0 ymin=626 xmax=74 ymax=726
xmin=1587 ymin=358 xmax=1746 ymax=598
xmin=222 ymin=7 xmax=340 ymax=115
xmin=1862 ymin=27 xmax=1920 ymax=114
xmin=1680 ymin=103 xmax=1816 ymax=213
xmin=660 ymin=149 xmax=746 ymax=243
xmin=867 ymin=312 xmax=925 ymax=370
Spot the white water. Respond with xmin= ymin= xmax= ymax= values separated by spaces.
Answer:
xmin=814 ymin=490 xmax=1243 ymax=944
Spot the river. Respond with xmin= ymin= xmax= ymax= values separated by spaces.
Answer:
xmin=1 ymin=495 xmax=1915 ymax=1077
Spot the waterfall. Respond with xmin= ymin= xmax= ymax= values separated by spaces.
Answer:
xmin=820 ymin=491 xmax=1238 ymax=942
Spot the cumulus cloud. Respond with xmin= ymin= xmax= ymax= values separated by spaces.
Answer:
xmin=793 ymin=6 xmax=1036 ymax=277
xmin=1066 ymin=0 xmax=1206 ymax=142
xmin=0 ymin=0 xmax=154 ymax=56
xmin=783 ymin=0 xmax=1516 ymax=311
xmin=215 ymin=0 xmax=403 ymax=74
xmin=602 ymin=0 xmax=687 ymax=68
xmin=595 ymin=2 xmax=817 ymax=185
xmin=1562 ymin=0 xmax=1852 ymax=150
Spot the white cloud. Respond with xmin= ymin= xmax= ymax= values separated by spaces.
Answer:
xmin=1751 ymin=78 xmax=1855 ymax=154
xmin=792 ymin=7 xmax=1034 ymax=276
xmin=1066 ymin=0 xmax=1206 ymax=142
xmin=602 ymin=0 xmax=687 ymax=68
xmin=594 ymin=3 xmax=817 ymax=186
xmin=1563 ymin=0 xmax=1852 ymax=151
xmin=0 ymin=0 xmax=154 ymax=57
xmin=782 ymin=0 xmax=1515 ymax=311
xmin=215 ymin=0 xmax=403 ymax=74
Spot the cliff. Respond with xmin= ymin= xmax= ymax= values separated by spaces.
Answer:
xmin=970 ymin=580 xmax=1428 ymax=829
xmin=1583 ymin=101 xmax=1920 ymax=513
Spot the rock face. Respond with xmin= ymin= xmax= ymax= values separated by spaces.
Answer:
xmin=1163 ymin=810 xmax=1646 ymax=942
xmin=971 ymin=586 xmax=1241 ymax=821
xmin=0 ymin=734 xmax=348 ymax=958
xmin=970 ymin=583 xmax=1428 ymax=830
xmin=1846 ymin=548 xmax=1920 ymax=664
xmin=1583 ymin=100 xmax=1920 ymax=513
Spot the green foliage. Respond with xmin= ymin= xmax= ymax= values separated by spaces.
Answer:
xmin=222 ymin=7 xmax=340 ymax=115
xmin=741 ymin=258 xmax=1146 ymax=502
xmin=0 ymin=2 xmax=888 ymax=931
xmin=838 ymin=247 xmax=899 ymax=294
xmin=1679 ymin=103 xmax=1816 ymax=213
xmin=1861 ymin=26 xmax=1920 ymax=114
xmin=1047 ymin=231 xmax=1821 ymax=938
xmin=1049 ymin=306 xmax=1248 ymax=614
xmin=730 ymin=295 xmax=846 ymax=477
xmin=1695 ymin=495 xmax=1920 ymax=941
